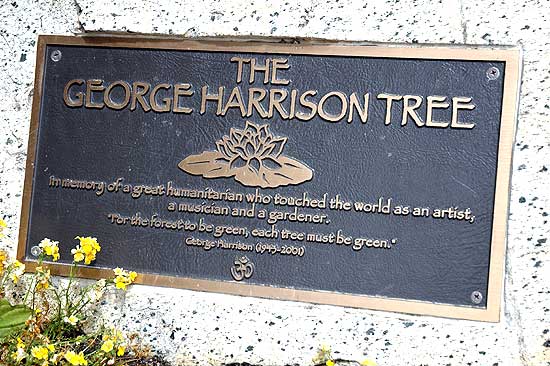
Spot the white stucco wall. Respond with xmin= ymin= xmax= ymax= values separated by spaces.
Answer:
xmin=0 ymin=1 xmax=549 ymax=365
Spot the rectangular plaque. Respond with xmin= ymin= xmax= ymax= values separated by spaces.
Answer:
xmin=18 ymin=35 xmax=521 ymax=321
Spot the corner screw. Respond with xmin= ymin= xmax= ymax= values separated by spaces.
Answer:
xmin=471 ymin=291 xmax=483 ymax=304
xmin=30 ymin=246 xmax=42 ymax=257
xmin=486 ymin=66 xmax=500 ymax=80
xmin=51 ymin=49 xmax=62 ymax=62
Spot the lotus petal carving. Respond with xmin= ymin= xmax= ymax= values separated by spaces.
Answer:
xmin=179 ymin=121 xmax=313 ymax=188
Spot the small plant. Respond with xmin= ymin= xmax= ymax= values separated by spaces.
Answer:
xmin=0 ymin=218 xmax=145 ymax=365
xmin=312 ymin=344 xmax=377 ymax=366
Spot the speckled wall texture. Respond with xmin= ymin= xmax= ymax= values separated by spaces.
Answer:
xmin=0 ymin=1 xmax=548 ymax=365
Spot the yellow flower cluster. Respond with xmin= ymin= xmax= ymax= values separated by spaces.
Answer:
xmin=12 ymin=338 xmax=26 ymax=362
xmin=65 ymin=351 xmax=87 ymax=365
xmin=0 ymin=228 xmax=140 ymax=366
xmin=113 ymin=268 xmax=137 ymax=291
xmin=18 ymin=341 xmax=92 ymax=366
xmin=71 ymin=236 xmax=101 ymax=265
xmin=10 ymin=260 xmax=25 ymax=284
xmin=0 ymin=249 xmax=7 ymax=275
xmin=38 ymin=238 xmax=60 ymax=261
xmin=30 ymin=344 xmax=54 ymax=360
xmin=101 ymin=328 xmax=126 ymax=356
xmin=35 ymin=266 xmax=51 ymax=291
xmin=15 ymin=338 xmax=94 ymax=366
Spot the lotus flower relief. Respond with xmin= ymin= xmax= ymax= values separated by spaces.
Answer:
xmin=178 ymin=121 xmax=313 ymax=188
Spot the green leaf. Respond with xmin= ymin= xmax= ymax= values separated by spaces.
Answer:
xmin=0 ymin=299 xmax=32 ymax=339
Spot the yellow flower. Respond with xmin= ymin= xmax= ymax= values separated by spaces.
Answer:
xmin=63 ymin=315 xmax=79 ymax=326
xmin=326 ymin=360 xmax=335 ymax=366
xmin=129 ymin=271 xmax=137 ymax=281
xmin=64 ymin=351 xmax=87 ymax=365
xmin=116 ymin=345 xmax=126 ymax=357
xmin=71 ymin=236 xmax=101 ymax=264
xmin=12 ymin=338 xmax=27 ymax=362
xmin=101 ymin=339 xmax=114 ymax=353
xmin=0 ymin=250 xmax=7 ymax=274
xmin=10 ymin=260 xmax=25 ymax=283
xmin=361 ymin=360 xmax=377 ymax=366
xmin=10 ymin=273 xmax=20 ymax=283
xmin=114 ymin=279 xmax=127 ymax=290
xmin=31 ymin=346 xmax=50 ymax=360
xmin=38 ymin=238 xmax=60 ymax=261
xmin=72 ymin=249 xmax=85 ymax=263
xmin=35 ymin=266 xmax=51 ymax=290
xmin=37 ymin=281 xmax=49 ymax=290
xmin=113 ymin=268 xmax=137 ymax=291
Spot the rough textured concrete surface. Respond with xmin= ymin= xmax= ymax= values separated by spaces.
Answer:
xmin=0 ymin=1 xmax=549 ymax=365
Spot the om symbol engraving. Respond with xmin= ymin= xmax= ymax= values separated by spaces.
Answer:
xmin=230 ymin=256 xmax=255 ymax=281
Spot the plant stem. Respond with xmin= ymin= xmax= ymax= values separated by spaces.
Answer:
xmin=65 ymin=263 xmax=76 ymax=314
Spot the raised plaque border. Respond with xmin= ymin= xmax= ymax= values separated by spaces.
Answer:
xmin=17 ymin=35 xmax=522 ymax=322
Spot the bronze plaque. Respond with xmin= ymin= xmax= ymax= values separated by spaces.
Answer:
xmin=18 ymin=36 xmax=521 ymax=321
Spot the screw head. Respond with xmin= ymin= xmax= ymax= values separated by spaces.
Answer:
xmin=486 ymin=66 xmax=500 ymax=80
xmin=51 ymin=50 xmax=62 ymax=62
xmin=30 ymin=246 xmax=42 ymax=257
xmin=471 ymin=291 xmax=483 ymax=304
